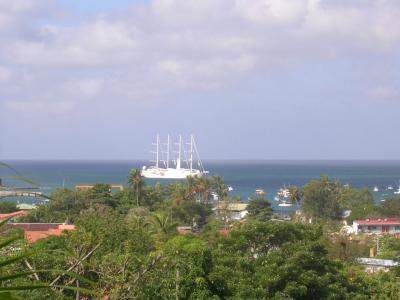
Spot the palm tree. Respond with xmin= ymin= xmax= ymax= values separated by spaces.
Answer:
xmin=212 ymin=176 xmax=228 ymax=202
xmin=0 ymin=218 xmax=97 ymax=299
xmin=288 ymin=186 xmax=302 ymax=208
xmin=195 ymin=177 xmax=211 ymax=204
xmin=185 ymin=176 xmax=197 ymax=201
xmin=151 ymin=214 xmax=177 ymax=242
xmin=170 ymin=183 xmax=186 ymax=206
xmin=128 ymin=169 xmax=144 ymax=206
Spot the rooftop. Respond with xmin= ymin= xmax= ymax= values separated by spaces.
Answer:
xmin=0 ymin=211 xmax=27 ymax=220
xmin=214 ymin=202 xmax=248 ymax=211
xmin=356 ymin=258 xmax=399 ymax=267
xmin=9 ymin=223 xmax=75 ymax=243
xmin=354 ymin=218 xmax=400 ymax=225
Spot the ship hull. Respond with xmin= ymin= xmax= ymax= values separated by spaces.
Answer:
xmin=141 ymin=167 xmax=203 ymax=179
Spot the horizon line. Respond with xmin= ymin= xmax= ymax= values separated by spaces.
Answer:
xmin=3 ymin=158 xmax=400 ymax=162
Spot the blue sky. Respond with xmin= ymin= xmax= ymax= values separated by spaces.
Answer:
xmin=1 ymin=0 xmax=400 ymax=160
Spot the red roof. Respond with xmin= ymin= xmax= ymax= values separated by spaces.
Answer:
xmin=9 ymin=223 xmax=75 ymax=243
xmin=0 ymin=211 xmax=27 ymax=220
xmin=355 ymin=218 xmax=400 ymax=225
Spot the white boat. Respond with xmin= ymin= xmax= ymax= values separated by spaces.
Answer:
xmin=387 ymin=185 xmax=393 ymax=190
xmin=228 ymin=186 xmax=234 ymax=192
xmin=373 ymin=186 xmax=379 ymax=192
xmin=141 ymin=134 xmax=207 ymax=179
xmin=394 ymin=186 xmax=400 ymax=195
xmin=275 ymin=186 xmax=293 ymax=207
xmin=278 ymin=202 xmax=293 ymax=207
xmin=277 ymin=187 xmax=291 ymax=198
xmin=255 ymin=189 xmax=265 ymax=196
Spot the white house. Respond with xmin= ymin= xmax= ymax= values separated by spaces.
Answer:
xmin=213 ymin=202 xmax=248 ymax=221
xmin=352 ymin=218 xmax=400 ymax=235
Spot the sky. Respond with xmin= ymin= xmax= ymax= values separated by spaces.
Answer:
xmin=0 ymin=0 xmax=400 ymax=160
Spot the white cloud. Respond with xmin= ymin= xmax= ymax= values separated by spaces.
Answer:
xmin=1 ymin=0 xmax=400 ymax=113
xmin=65 ymin=79 xmax=104 ymax=98
xmin=234 ymin=0 xmax=308 ymax=25
xmin=367 ymin=85 xmax=399 ymax=100
xmin=5 ymin=99 xmax=75 ymax=114
xmin=0 ymin=66 xmax=12 ymax=82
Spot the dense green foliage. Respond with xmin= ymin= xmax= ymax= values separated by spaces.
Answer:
xmin=246 ymin=197 xmax=273 ymax=221
xmin=3 ymin=174 xmax=400 ymax=299
xmin=0 ymin=202 xmax=18 ymax=213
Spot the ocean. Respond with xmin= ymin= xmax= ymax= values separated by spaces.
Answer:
xmin=2 ymin=160 xmax=400 ymax=209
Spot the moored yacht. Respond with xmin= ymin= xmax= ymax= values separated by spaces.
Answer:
xmin=394 ymin=184 xmax=400 ymax=195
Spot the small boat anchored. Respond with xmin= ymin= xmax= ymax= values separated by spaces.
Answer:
xmin=394 ymin=185 xmax=400 ymax=195
xmin=255 ymin=189 xmax=265 ymax=196
xmin=278 ymin=202 xmax=293 ymax=207
xmin=373 ymin=186 xmax=379 ymax=192
xmin=277 ymin=187 xmax=290 ymax=199
xmin=275 ymin=186 xmax=293 ymax=207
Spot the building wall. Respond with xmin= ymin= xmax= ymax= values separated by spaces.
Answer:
xmin=354 ymin=223 xmax=400 ymax=234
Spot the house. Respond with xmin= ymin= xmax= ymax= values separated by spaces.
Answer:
xmin=9 ymin=223 xmax=75 ymax=243
xmin=352 ymin=219 xmax=400 ymax=235
xmin=177 ymin=226 xmax=196 ymax=235
xmin=356 ymin=258 xmax=399 ymax=273
xmin=213 ymin=202 xmax=248 ymax=221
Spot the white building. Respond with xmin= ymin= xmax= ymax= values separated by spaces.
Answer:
xmin=353 ymin=219 xmax=400 ymax=235
xmin=213 ymin=202 xmax=248 ymax=221
xmin=356 ymin=258 xmax=399 ymax=273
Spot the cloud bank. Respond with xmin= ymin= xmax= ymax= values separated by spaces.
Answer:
xmin=1 ymin=0 xmax=400 ymax=114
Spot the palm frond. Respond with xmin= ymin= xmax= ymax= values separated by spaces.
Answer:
xmin=0 ymin=252 xmax=34 ymax=269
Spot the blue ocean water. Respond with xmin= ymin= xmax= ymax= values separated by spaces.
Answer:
xmin=2 ymin=160 xmax=400 ymax=208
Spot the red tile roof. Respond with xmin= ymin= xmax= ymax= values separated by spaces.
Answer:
xmin=355 ymin=219 xmax=400 ymax=225
xmin=9 ymin=223 xmax=75 ymax=243
xmin=0 ymin=211 xmax=27 ymax=220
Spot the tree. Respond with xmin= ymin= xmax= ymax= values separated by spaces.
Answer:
xmin=133 ymin=236 xmax=215 ymax=300
xmin=171 ymin=201 xmax=212 ymax=227
xmin=88 ymin=183 xmax=116 ymax=208
xmin=288 ymin=185 xmax=302 ymax=207
xmin=210 ymin=176 xmax=228 ymax=202
xmin=0 ymin=218 xmax=96 ymax=300
xmin=0 ymin=201 xmax=18 ymax=213
xmin=151 ymin=213 xmax=177 ymax=241
xmin=168 ymin=183 xmax=187 ymax=206
xmin=128 ymin=169 xmax=145 ymax=206
xmin=209 ymin=221 xmax=355 ymax=299
xmin=339 ymin=187 xmax=374 ymax=210
xmin=379 ymin=197 xmax=400 ymax=217
xmin=246 ymin=198 xmax=273 ymax=221
xmin=302 ymin=176 xmax=341 ymax=220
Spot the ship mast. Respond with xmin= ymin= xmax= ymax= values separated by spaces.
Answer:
xmin=177 ymin=134 xmax=182 ymax=169
xmin=156 ymin=134 xmax=159 ymax=168
xmin=166 ymin=134 xmax=170 ymax=169
xmin=190 ymin=135 xmax=193 ymax=172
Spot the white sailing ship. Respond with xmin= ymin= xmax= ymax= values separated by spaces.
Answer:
xmin=141 ymin=134 xmax=207 ymax=179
